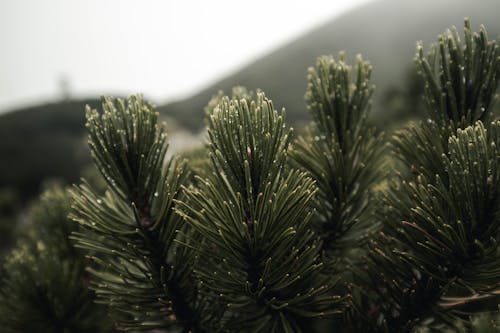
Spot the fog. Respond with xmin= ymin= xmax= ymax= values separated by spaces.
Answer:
xmin=0 ymin=0 xmax=372 ymax=112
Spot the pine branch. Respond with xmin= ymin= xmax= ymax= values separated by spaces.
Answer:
xmin=70 ymin=96 xmax=210 ymax=332
xmin=5 ymin=17 xmax=498 ymax=333
xmin=394 ymin=19 xmax=500 ymax=181
xmin=359 ymin=20 xmax=500 ymax=332
xmin=176 ymin=93 xmax=345 ymax=332
xmin=416 ymin=19 xmax=499 ymax=130
xmin=366 ymin=121 xmax=500 ymax=331
xmin=0 ymin=186 xmax=112 ymax=333
xmin=291 ymin=53 xmax=385 ymax=256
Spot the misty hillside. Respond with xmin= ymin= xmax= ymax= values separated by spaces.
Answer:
xmin=0 ymin=99 xmax=99 ymax=199
xmin=1 ymin=0 xmax=499 ymax=200
xmin=160 ymin=0 xmax=500 ymax=130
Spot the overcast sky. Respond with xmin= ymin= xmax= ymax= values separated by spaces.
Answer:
xmin=0 ymin=0 xmax=373 ymax=112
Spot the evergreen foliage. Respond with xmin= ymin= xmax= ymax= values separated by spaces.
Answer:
xmin=2 ymin=18 xmax=500 ymax=333
xmin=394 ymin=19 xmax=500 ymax=181
xmin=204 ymin=86 xmax=258 ymax=118
xmin=70 ymin=96 xmax=212 ymax=332
xmin=291 ymin=52 xmax=385 ymax=258
xmin=0 ymin=186 xmax=111 ymax=333
xmin=358 ymin=19 xmax=500 ymax=331
xmin=176 ymin=93 xmax=345 ymax=332
xmin=365 ymin=121 xmax=500 ymax=331
xmin=417 ymin=20 xmax=498 ymax=130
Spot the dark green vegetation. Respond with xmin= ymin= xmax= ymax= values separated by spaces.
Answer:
xmin=357 ymin=20 xmax=500 ymax=331
xmin=291 ymin=53 xmax=385 ymax=260
xmin=0 ymin=186 xmax=113 ymax=333
xmin=3 ymin=19 xmax=500 ymax=332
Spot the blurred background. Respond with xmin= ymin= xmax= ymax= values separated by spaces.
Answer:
xmin=0 ymin=0 xmax=499 ymax=251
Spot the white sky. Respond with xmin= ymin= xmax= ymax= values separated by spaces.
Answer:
xmin=0 ymin=0 xmax=373 ymax=112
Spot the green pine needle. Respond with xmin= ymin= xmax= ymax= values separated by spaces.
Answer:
xmin=176 ymin=92 xmax=345 ymax=332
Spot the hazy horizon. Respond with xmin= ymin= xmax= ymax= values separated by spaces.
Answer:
xmin=0 ymin=0 xmax=373 ymax=113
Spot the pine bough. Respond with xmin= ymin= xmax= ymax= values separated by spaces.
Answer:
xmin=2 ymin=19 xmax=500 ymax=333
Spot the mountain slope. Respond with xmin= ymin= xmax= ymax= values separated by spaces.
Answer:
xmin=0 ymin=99 xmax=99 ymax=199
xmin=159 ymin=0 xmax=500 ymax=130
xmin=1 ymin=0 xmax=499 ymax=199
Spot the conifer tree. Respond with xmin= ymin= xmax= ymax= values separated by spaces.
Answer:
xmin=359 ymin=20 xmax=500 ymax=332
xmin=0 ymin=186 xmax=112 ymax=333
xmin=3 ymin=17 xmax=500 ymax=333
xmin=176 ymin=92 xmax=345 ymax=332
